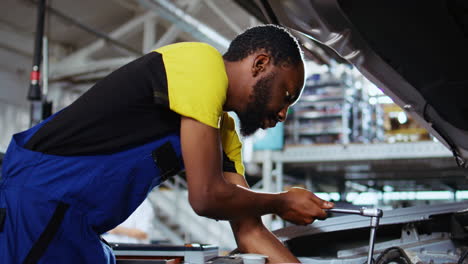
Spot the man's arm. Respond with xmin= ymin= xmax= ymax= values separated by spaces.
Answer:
xmin=180 ymin=116 xmax=333 ymax=223
xmin=108 ymin=226 xmax=148 ymax=240
xmin=224 ymin=172 xmax=300 ymax=264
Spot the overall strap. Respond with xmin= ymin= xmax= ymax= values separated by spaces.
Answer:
xmin=23 ymin=202 xmax=70 ymax=264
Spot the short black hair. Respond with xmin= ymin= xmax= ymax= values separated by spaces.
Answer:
xmin=223 ymin=24 xmax=303 ymax=66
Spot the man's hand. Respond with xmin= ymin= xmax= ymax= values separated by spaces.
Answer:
xmin=277 ymin=187 xmax=334 ymax=225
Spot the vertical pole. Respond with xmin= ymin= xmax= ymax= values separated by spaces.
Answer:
xmin=338 ymin=176 xmax=346 ymax=202
xmin=262 ymin=150 xmax=273 ymax=229
xmin=42 ymin=37 xmax=49 ymax=98
xmin=262 ymin=151 xmax=273 ymax=192
xmin=28 ymin=0 xmax=47 ymax=127
xmin=143 ymin=16 xmax=157 ymax=53
xmin=275 ymin=161 xmax=284 ymax=229
xmin=275 ymin=161 xmax=283 ymax=193
xmin=305 ymin=172 xmax=313 ymax=191
xmin=41 ymin=36 xmax=53 ymax=120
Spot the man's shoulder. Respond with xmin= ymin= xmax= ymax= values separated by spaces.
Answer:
xmin=154 ymin=42 xmax=221 ymax=58
xmin=160 ymin=42 xmax=228 ymax=129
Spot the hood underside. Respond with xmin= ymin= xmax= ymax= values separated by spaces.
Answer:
xmin=238 ymin=0 xmax=468 ymax=166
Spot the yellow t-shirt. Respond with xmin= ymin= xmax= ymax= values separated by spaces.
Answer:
xmin=155 ymin=42 xmax=244 ymax=176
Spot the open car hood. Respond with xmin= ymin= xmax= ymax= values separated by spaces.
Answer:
xmin=240 ymin=0 xmax=468 ymax=166
xmin=272 ymin=202 xmax=468 ymax=262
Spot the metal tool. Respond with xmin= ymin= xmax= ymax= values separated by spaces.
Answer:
xmin=325 ymin=208 xmax=383 ymax=264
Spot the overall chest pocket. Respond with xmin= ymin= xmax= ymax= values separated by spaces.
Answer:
xmin=151 ymin=141 xmax=183 ymax=182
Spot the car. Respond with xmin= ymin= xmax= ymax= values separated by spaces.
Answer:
xmin=273 ymin=202 xmax=468 ymax=263
xmin=235 ymin=0 xmax=468 ymax=263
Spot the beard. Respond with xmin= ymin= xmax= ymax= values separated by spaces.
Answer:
xmin=238 ymin=72 xmax=276 ymax=137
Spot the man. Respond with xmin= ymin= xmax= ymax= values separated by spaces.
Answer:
xmin=0 ymin=25 xmax=333 ymax=263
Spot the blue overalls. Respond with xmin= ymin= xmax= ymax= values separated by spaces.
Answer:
xmin=0 ymin=114 xmax=184 ymax=263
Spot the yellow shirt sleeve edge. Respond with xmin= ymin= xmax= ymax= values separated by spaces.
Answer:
xmin=171 ymin=105 xmax=220 ymax=129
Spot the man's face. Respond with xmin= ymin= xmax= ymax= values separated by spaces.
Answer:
xmin=238 ymin=72 xmax=276 ymax=136
xmin=238 ymin=63 xmax=304 ymax=137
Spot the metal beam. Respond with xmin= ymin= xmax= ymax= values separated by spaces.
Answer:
xmin=344 ymin=170 xmax=468 ymax=181
xmin=50 ymin=12 xmax=157 ymax=80
xmin=252 ymin=141 xmax=453 ymax=163
xmin=0 ymin=15 xmax=65 ymax=58
xmin=0 ymin=43 xmax=31 ymax=58
xmin=112 ymin=0 xmax=144 ymax=12
xmin=139 ymin=0 xmax=230 ymax=52
xmin=50 ymin=0 xmax=233 ymax=81
xmin=142 ymin=16 xmax=157 ymax=52
xmin=150 ymin=0 xmax=203 ymax=50
xmin=152 ymin=26 xmax=182 ymax=50
xmin=203 ymin=0 xmax=243 ymax=34
xmin=0 ymin=24 xmax=35 ymax=57
xmin=46 ymin=5 xmax=142 ymax=55
xmin=58 ymin=12 xmax=155 ymax=62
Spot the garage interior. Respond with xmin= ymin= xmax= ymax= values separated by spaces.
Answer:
xmin=0 ymin=0 xmax=467 ymax=263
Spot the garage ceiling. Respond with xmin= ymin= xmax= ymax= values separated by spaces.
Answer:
xmin=0 ymin=0 xmax=259 ymax=76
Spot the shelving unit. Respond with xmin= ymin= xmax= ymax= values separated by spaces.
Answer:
xmin=285 ymin=72 xmax=385 ymax=146
xmin=286 ymin=73 xmax=350 ymax=145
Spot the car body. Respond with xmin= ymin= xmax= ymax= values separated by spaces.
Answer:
xmin=235 ymin=0 xmax=468 ymax=263
xmin=274 ymin=202 xmax=468 ymax=263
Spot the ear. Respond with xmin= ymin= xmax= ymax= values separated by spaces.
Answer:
xmin=251 ymin=54 xmax=271 ymax=77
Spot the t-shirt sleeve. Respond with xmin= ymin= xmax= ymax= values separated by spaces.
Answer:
xmin=155 ymin=42 xmax=228 ymax=129
xmin=220 ymin=113 xmax=245 ymax=176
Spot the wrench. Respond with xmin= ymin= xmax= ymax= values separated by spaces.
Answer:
xmin=325 ymin=208 xmax=383 ymax=264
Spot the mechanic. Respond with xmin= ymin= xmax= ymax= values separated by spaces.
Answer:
xmin=0 ymin=24 xmax=334 ymax=264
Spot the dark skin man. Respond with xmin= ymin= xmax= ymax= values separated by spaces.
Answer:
xmin=181 ymin=49 xmax=334 ymax=263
